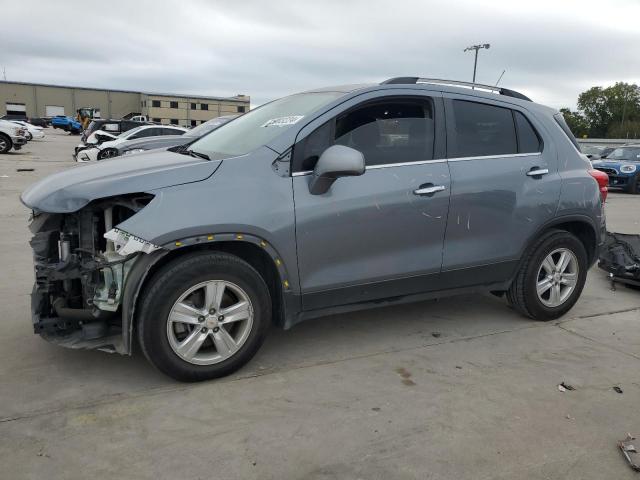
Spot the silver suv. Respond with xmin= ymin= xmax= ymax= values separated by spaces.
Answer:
xmin=21 ymin=77 xmax=607 ymax=381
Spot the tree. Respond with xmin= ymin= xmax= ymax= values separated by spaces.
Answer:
xmin=559 ymin=108 xmax=589 ymax=138
xmin=577 ymin=82 xmax=640 ymax=138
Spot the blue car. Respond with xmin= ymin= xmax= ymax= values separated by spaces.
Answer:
xmin=592 ymin=145 xmax=640 ymax=194
xmin=50 ymin=116 xmax=83 ymax=134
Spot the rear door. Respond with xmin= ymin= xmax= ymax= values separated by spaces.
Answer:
xmin=441 ymin=96 xmax=561 ymax=286
xmin=292 ymin=92 xmax=451 ymax=310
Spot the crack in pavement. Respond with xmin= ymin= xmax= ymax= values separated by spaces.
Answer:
xmin=2 ymin=306 xmax=639 ymax=425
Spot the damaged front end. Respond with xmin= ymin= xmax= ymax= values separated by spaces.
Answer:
xmin=29 ymin=194 xmax=160 ymax=353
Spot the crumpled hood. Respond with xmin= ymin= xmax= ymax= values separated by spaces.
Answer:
xmin=21 ymin=149 xmax=221 ymax=213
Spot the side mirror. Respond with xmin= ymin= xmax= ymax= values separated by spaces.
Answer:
xmin=308 ymin=145 xmax=365 ymax=195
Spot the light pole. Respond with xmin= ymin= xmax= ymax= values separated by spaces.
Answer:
xmin=464 ymin=43 xmax=490 ymax=83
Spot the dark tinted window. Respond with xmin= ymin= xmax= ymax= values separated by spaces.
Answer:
xmin=191 ymin=103 xmax=196 ymax=110
xmin=237 ymin=106 xmax=246 ymax=113
xmin=170 ymin=101 xmax=178 ymax=109
xmin=170 ymin=119 xmax=178 ymax=125
xmin=450 ymin=100 xmax=517 ymax=157
xmin=515 ymin=111 xmax=541 ymax=153
xmin=190 ymin=119 xmax=197 ymax=126
xmin=294 ymin=99 xmax=434 ymax=171
xmin=152 ymin=118 xmax=161 ymax=123
xmin=164 ymin=128 xmax=185 ymax=135
xmin=152 ymin=100 xmax=161 ymax=108
xmin=200 ymin=104 xmax=208 ymax=111
xmin=130 ymin=127 xmax=157 ymax=139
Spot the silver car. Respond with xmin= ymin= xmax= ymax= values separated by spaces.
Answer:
xmin=21 ymin=77 xmax=606 ymax=381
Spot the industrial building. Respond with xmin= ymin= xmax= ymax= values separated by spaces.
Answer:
xmin=0 ymin=81 xmax=250 ymax=127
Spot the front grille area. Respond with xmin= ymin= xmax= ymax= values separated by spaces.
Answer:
xmin=595 ymin=167 xmax=618 ymax=176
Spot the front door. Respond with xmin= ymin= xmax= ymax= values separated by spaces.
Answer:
xmin=292 ymin=95 xmax=451 ymax=310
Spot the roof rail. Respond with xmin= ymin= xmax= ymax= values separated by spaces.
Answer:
xmin=380 ymin=77 xmax=532 ymax=102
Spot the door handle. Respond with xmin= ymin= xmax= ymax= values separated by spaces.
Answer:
xmin=413 ymin=184 xmax=446 ymax=196
xmin=526 ymin=167 xmax=549 ymax=177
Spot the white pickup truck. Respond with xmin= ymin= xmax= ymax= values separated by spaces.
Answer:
xmin=0 ymin=119 xmax=28 ymax=153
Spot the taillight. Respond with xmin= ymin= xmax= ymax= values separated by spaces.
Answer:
xmin=588 ymin=169 xmax=609 ymax=203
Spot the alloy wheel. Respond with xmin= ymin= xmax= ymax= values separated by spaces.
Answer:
xmin=536 ymin=248 xmax=579 ymax=308
xmin=166 ymin=280 xmax=254 ymax=365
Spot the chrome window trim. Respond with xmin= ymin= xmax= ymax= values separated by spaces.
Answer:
xmin=291 ymin=153 xmax=541 ymax=176
xmin=292 ymin=158 xmax=447 ymax=177
xmin=447 ymin=152 xmax=541 ymax=162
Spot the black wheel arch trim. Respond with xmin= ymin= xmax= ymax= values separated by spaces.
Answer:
xmin=513 ymin=214 xmax=600 ymax=281
xmin=120 ymin=232 xmax=296 ymax=354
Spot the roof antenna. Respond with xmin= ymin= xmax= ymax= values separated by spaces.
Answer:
xmin=495 ymin=69 xmax=505 ymax=86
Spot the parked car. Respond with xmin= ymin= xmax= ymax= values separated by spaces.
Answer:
xmin=50 ymin=116 xmax=82 ymax=134
xmin=75 ymin=119 xmax=152 ymax=157
xmin=116 ymin=116 xmax=238 ymax=158
xmin=10 ymin=120 xmax=45 ymax=140
xmin=28 ymin=117 xmax=50 ymax=128
xmin=591 ymin=145 xmax=640 ymax=193
xmin=2 ymin=113 xmax=28 ymax=122
xmin=0 ymin=119 xmax=28 ymax=153
xmin=76 ymin=125 xmax=188 ymax=162
xmin=21 ymin=77 xmax=607 ymax=381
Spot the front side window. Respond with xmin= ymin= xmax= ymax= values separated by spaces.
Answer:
xmin=449 ymin=100 xmax=517 ymax=158
xmin=294 ymin=98 xmax=435 ymax=171
xmin=189 ymin=92 xmax=344 ymax=160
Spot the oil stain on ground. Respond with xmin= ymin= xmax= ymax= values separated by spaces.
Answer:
xmin=395 ymin=367 xmax=416 ymax=386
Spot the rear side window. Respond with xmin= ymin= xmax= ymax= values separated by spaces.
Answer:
xmin=449 ymin=100 xmax=516 ymax=158
xmin=514 ymin=111 xmax=541 ymax=153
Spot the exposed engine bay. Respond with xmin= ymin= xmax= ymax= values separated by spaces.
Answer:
xmin=29 ymin=194 xmax=157 ymax=352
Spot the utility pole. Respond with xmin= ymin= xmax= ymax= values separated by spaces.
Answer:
xmin=464 ymin=44 xmax=490 ymax=83
xmin=2 ymin=67 xmax=6 ymax=81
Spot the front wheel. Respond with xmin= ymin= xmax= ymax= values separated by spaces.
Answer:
xmin=628 ymin=173 xmax=640 ymax=194
xmin=507 ymin=230 xmax=588 ymax=320
xmin=97 ymin=148 xmax=118 ymax=160
xmin=138 ymin=252 xmax=271 ymax=382
xmin=0 ymin=134 xmax=12 ymax=154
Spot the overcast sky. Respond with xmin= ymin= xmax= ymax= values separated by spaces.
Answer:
xmin=2 ymin=0 xmax=639 ymax=109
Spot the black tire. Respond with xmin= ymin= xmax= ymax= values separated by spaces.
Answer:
xmin=628 ymin=173 xmax=639 ymax=194
xmin=137 ymin=251 xmax=271 ymax=382
xmin=26 ymin=132 xmax=33 ymax=141
xmin=0 ymin=134 xmax=12 ymax=154
xmin=507 ymin=230 xmax=588 ymax=321
xmin=97 ymin=148 xmax=118 ymax=160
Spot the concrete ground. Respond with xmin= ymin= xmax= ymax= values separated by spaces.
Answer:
xmin=0 ymin=130 xmax=638 ymax=479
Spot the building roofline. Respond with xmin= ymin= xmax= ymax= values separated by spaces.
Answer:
xmin=0 ymin=80 xmax=249 ymax=103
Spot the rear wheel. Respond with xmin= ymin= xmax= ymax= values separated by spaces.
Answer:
xmin=507 ymin=230 xmax=588 ymax=320
xmin=0 ymin=134 xmax=12 ymax=154
xmin=138 ymin=252 xmax=271 ymax=382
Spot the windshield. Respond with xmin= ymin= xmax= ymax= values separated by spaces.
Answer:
xmin=184 ymin=116 xmax=237 ymax=138
xmin=606 ymin=147 xmax=640 ymax=161
xmin=189 ymin=92 xmax=344 ymax=159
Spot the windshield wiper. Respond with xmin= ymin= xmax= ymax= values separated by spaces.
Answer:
xmin=186 ymin=149 xmax=210 ymax=160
